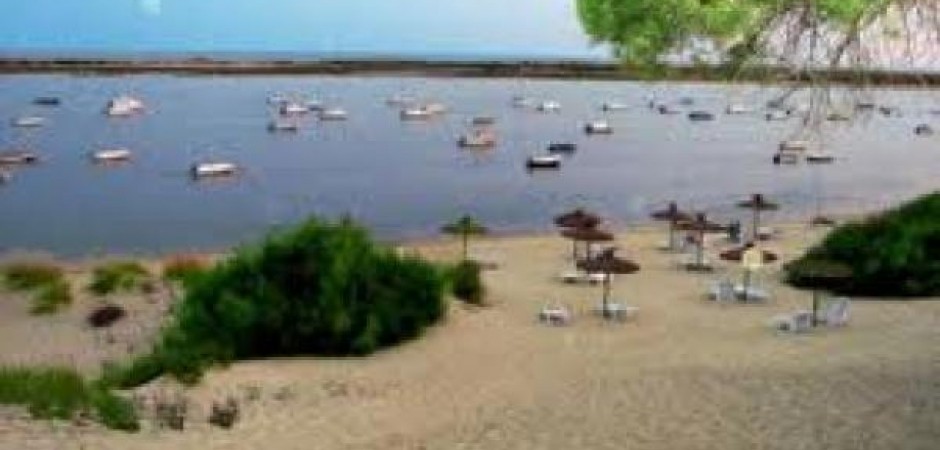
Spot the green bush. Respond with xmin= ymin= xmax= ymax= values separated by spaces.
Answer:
xmin=111 ymin=217 xmax=445 ymax=386
xmin=449 ymin=260 xmax=485 ymax=305
xmin=0 ymin=367 xmax=138 ymax=431
xmin=2 ymin=262 xmax=63 ymax=291
xmin=88 ymin=261 xmax=150 ymax=296
xmin=786 ymin=192 xmax=940 ymax=297
xmin=30 ymin=280 xmax=73 ymax=315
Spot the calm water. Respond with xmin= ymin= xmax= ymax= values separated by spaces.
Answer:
xmin=0 ymin=74 xmax=938 ymax=255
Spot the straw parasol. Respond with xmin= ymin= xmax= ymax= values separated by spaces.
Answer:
xmin=561 ymin=226 xmax=614 ymax=261
xmin=736 ymin=193 xmax=779 ymax=241
xmin=786 ymin=260 xmax=853 ymax=326
xmin=650 ymin=202 xmax=693 ymax=251
xmin=555 ymin=208 xmax=602 ymax=260
xmin=719 ymin=245 xmax=779 ymax=263
xmin=554 ymin=208 xmax=601 ymax=229
xmin=441 ymin=215 xmax=488 ymax=261
xmin=577 ymin=247 xmax=640 ymax=318
xmin=675 ymin=213 xmax=727 ymax=268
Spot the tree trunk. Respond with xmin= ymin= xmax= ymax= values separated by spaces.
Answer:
xmin=461 ymin=232 xmax=469 ymax=261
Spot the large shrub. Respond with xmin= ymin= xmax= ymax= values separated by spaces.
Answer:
xmin=786 ymin=192 xmax=940 ymax=297
xmin=110 ymin=218 xmax=445 ymax=385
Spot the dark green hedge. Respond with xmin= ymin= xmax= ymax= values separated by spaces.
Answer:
xmin=786 ymin=192 xmax=940 ymax=297
xmin=108 ymin=218 xmax=445 ymax=386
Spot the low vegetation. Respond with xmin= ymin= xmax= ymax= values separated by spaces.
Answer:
xmin=162 ymin=255 xmax=209 ymax=283
xmin=0 ymin=367 xmax=138 ymax=431
xmin=88 ymin=261 xmax=151 ymax=296
xmin=2 ymin=262 xmax=72 ymax=315
xmin=448 ymin=260 xmax=485 ymax=305
xmin=787 ymin=192 xmax=940 ymax=297
xmin=104 ymin=217 xmax=446 ymax=387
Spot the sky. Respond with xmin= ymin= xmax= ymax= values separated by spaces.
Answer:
xmin=0 ymin=0 xmax=609 ymax=59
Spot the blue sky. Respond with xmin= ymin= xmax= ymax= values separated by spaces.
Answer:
xmin=0 ymin=0 xmax=608 ymax=59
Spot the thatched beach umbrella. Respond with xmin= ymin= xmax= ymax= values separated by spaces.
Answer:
xmin=736 ymin=193 xmax=779 ymax=241
xmin=577 ymin=247 xmax=640 ymax=318
xmin=561 ymin=226 xmax=614 ymax=261
xmin=441 ymin=215 xmax=488 ymax=261
xmin=719 ymin=245 xmax=779 ymax=264
xmin=675 ymin=213 xmax=727 ymax=268
xmin=650 ymin=201 xmax=693 ymax=251
xmin=554 ymin=208 xmax=601 ymax=229
xmin=786 ymin=260 xmax=852 ymax=326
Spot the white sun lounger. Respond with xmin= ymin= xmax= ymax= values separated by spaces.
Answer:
xmin=771 ymin=310 xmax=813 ymax=333
xmin=559 ymin=271 xmax=609 ymax=284
xmin=595 ymin=302 xmax=640 ymax=321
xmin=709 ymin=280 xmax=770 ymax=303
xmin=816 ymin=297 xmax=851 ymax=327
xmin=539 ymin=305 xmax=572 ymax=326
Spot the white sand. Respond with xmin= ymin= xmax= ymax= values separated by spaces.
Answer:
xmin=1 ymin=224 xmax=939 ymax=449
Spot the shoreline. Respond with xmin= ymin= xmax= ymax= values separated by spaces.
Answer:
xmin=1 ymin=57 xmax=939 ymax=86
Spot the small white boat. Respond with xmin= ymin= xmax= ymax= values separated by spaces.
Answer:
xmin=601 ymin=102 xmax=629 ymax=112
xmin=268 ymin=119 xmax=300 ymax=132
xmin=90 ymin=148 xmax=132 ymax=163
xmin=400 ymin=107 xmax=433 ymax=120
xmin=457 ymin=130 xmax=496 ymax=148
xmin=11 ymin=116 xmax=46 ymax=128
xmin=0 ymin=151 xmax=40 ymax=165
xmin=106 ymin=96 xmax=145 ymax=117
xmin=805 ymin=153 xmax=835 ymax=164
xmin=318 ymin=108 xmax=348 ymax=121
xmin=191 ymin=162 xmax=238 ymax=178
xmin=778 ymin=140 xmax=809 ymax=152
xmin=280 ymin=102 xmax=309 ymax=116
xmin=424 ymin=103 xmax=447 ymax=115
xmin=725 ymin=104 xmax=753 ymax=115
xmin=584 ymin=121 xmax=613 ymax=134
xmin=772 ymin=151 xmax=800 ymax=165
xmin=536 ymin=101 xmax=561 ymax=112
xmin=526 ymin=155 xmax=562 ymax=169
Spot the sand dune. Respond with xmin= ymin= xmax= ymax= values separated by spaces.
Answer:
xmin=1 ymin=223 xmax=938 ymax=449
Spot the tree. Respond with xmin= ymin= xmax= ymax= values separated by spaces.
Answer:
xmin=441 ymin=215 xmax=488 ymax=261
xmin=577 ymin=0 xmax=938 ymax=84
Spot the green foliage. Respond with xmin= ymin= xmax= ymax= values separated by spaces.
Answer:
xmin=30 ymin=280 xmax=73 ymax=315
xmin=449 ymin=261 xmax=485 ymax=305
xmin=577 ymin=0 xmax=893 ymax=68
xmin=786 ymin=192 xmax=940 ymax=297
xmin=2 ymin=262 xmax=64 ymax=291
xmin=88 ymin=261 xmax=150 ymax=296
xmin=111 ymin=217 xmax=445 ymax=385
xmin=0 ymin=367 xmax=138 ymax=431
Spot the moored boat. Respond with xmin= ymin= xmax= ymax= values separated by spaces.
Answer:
xmin=268 ymin=119 xmax=300 ymax=132
xmin=725 ymin=104 xmax=753 ymax=115
xmin=0 ymin=151 xmax=40 ymax=166
xmin=318 ymin=108 xmax=348 ymax=121
xmin=280 ymin=102 xmax=309 ymax=116
xmin=601 ymin=102 xmax=628 ymax=112
xmin=457 ymin=130 xmax=496 ymax=148
xmin=914 ymin=124 xmax=934 ymax=136
xmin=688 ymin=111 xmax=715 ymax=121
xmin=657 ymin=104 xmax=680 ymax=115
xmin=11 ymin=116 xmax=46 ymax=128
xmin=772 ymin=151 xmax=800 ymax=165
xmin=33 ymin=97 xmax=61 ymax=106
xmin=547 ymin=142 xmax=577 ymax=153
xmin=584 ymin=121 xmax=613 ymax=134
xmin=805 ymin=153 xmax=836 ymax=164
xmin=106 ymin=96 xmax=145 ymax=117
xmin=779 ymin=140 xmax=809 ymax=152
xmin=765 ymin=110 xmax=791 ymax=121
xmin=191 ymin=162 xmax=239 ymax=178
xmin=400 ymin=107 xmax=433 ymax=120
xmin=90 ymin=148 xmax=132 ymax=163
xmin=471 ymin=116 xmax=496 ymax=126
xmin=536 ymin=101 xmax=561 ymax=112
xmin=525 ymin=155 xmax=562 ymax=169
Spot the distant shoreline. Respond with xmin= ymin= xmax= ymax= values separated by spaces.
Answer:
xmin=1 ymin=57 xmax=939 ymax=85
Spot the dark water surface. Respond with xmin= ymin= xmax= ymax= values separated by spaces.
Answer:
xmin=0 ymin=74 xmax=938 ymax=255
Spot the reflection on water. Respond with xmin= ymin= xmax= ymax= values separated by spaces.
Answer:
xmin=0 ymin=74 xmax=938 ymax=255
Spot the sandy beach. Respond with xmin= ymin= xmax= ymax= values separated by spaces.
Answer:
xmin=1 ymin=222 xmax=939 ymax=449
